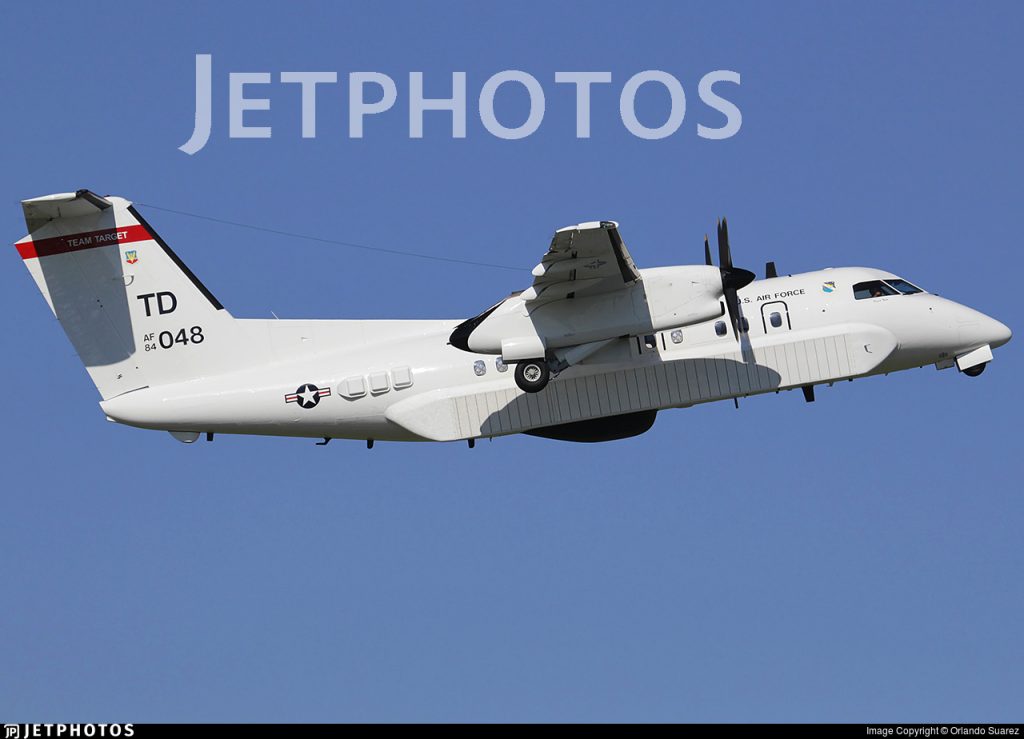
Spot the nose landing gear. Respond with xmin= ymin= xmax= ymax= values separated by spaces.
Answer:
xmin=956 ymin=345 xmax=994 ymax=378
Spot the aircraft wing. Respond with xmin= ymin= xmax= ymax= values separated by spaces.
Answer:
xmin=524 ymin=221 xmax=640 ymax=304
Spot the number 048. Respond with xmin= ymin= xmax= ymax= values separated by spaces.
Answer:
xmin=157 ymin=326 xmax=205 ymax=349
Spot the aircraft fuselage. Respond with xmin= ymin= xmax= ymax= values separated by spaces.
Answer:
xmin=97 ymin=266 xmax=1010 ymax=444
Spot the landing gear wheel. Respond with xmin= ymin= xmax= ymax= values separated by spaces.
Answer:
xmin=963 ymin=363 xmax=986 ymax=377
xmin=515 ymin=359 xmax=550 ymax=393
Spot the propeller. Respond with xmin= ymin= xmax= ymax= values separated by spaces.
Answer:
xmin=709 ymin=218 xmax=755 ymax=342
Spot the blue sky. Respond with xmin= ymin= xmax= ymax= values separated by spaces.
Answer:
xmin=1 ymin=0 xmax=1021 ymax=722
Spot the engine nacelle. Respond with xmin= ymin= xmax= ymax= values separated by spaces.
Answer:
xmin=451 ymin=265 xmax=724 ymax=357
xmin=641 ymin=265 xmax=724 ymax=331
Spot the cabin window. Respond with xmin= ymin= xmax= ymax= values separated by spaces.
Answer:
xmin=340 ymin=376 xmax=367 ymax=399
xmin=369 ymin=372 xmax=390 ymax=394
xmin=740 ymin=317 xmax=750 ymax=333
xmin=714 ymin=320 xmax=727 ymax=337
xmin=473 ymin=360 xmax=486 ymax=376
xmin=391 ymin=366 xmax=414 ymax=389
xmin=670 ymin=329 xmax=683 ymax=344
xmin=769 ymin=311 xmax=783 ymax=328
xmin=644 ymin=334 xmax=657 ymax=350
xmin=853 ymin=280 xmax=899 ymax=300
xmin=495 ymin=356 xmax=508 ymax=372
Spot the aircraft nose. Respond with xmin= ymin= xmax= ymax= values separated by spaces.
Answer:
xmin=985 ymin=316 xmax=1012 ymax=348
xmin=957 ymin=307 xmax=1012 ymax=350
xmin=962 ymin=307 xmax=1011 ymax=348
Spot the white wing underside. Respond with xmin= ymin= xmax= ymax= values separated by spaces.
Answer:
xmin=525 ymin=221 xmax=641 ymax=304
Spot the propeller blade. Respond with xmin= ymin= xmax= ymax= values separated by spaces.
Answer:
xmin=710 ymin=216 xmax=753 ymax=342
xmin=717 ymin=217 xmax=732 ymax=270
xmin=765 ymin=261 xmax=778 ymax=279
xmin=704 ymin=235 xmax=712 ymax=266
xmin=724 ymin=287 xmax=742 ymax=341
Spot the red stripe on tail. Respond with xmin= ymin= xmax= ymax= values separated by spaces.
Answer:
xmin=16 ymin=224 xmax=151 ymax=260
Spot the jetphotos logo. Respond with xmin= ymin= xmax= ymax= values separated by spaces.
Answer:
xmin=3 ymin=726 xmax=134 ymax=738
xmin=180 ymin=54 xmax=742 ymax=155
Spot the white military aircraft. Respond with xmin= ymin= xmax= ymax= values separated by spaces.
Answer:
xmin=15 ymin=190 xmax=1011 ymax=445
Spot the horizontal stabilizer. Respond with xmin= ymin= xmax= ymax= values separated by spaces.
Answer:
xmin=22 ymin=189 xmax=113 ymax=234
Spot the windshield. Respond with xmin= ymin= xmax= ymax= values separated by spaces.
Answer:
xmin=885 ymin=278 xmax=923 ymax=295
xmin=853 ymin=280 xmax=899 ymax=299
xmin=853 ymin=278 xmax=925 ymax=300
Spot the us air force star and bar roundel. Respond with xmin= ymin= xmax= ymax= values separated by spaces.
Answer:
xmin=285 ymin=384 xmax=331 ymax=409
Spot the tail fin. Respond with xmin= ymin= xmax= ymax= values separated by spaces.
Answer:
xmin=16 ymin=190 xmax=243 ymax=399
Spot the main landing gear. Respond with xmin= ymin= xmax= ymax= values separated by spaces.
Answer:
xmin=515 ymin=358 xmax=550 ymax=393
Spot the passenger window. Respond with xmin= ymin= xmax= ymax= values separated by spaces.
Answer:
xmin=340 ymin=376 xmax=367 ymax=399
xmin=769 ymin=312 xmax=782 ymax=328
xmin=740 ymin=317 xmax=749 ymax=333
xmin=853 ymin=280 xmax=899 ymax=300
xmin=391 ymin=366 xmax=414 ymax=389
xmin=369 ymin=372 xmax=390 ymax=394
xmin=715 ymin=320 xmax=727 ymax=337
xmin=644 ymin=334 xmax=657 ymax=350
xmin=670 ymin=329 xmax=683 ymax=344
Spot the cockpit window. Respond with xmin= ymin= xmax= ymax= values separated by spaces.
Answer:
xmin=853 ymin=280 xmax=899 ymax=300
xmin=885 ymin=278 xmax=923 ymax=295
xmin=853 ymin=278 xmax=925 ymax=300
